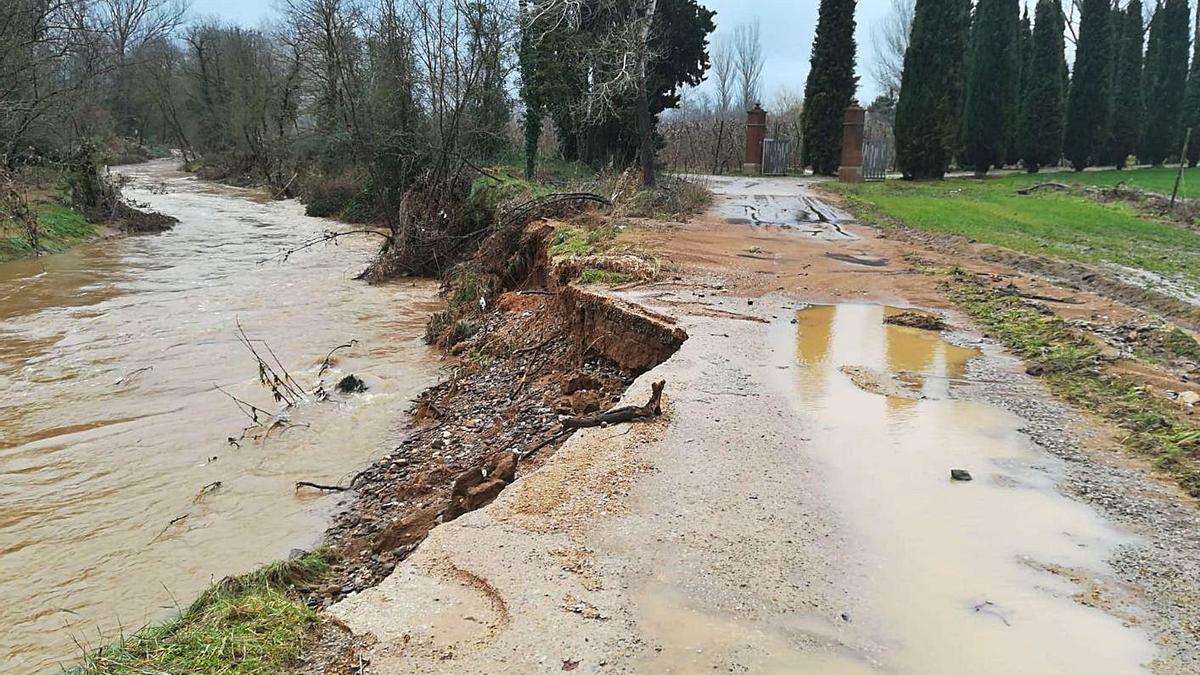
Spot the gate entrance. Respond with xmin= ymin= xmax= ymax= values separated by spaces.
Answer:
xmin=762 ymin=139 xmax=790 ymax=176
xmin=862 ymin=139 xmax=889 ymax=181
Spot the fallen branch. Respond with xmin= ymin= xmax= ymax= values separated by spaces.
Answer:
xmin=272 ymin=172 xmax=299 ymax=200
xmin=318 ymin=340 xmax=358 ymax=377
xmin=150 ymin=514 xmax=189 ymax=544
xmin=295 ymin=480 xmax=348 ymax=492
xmin=259 ymin=228 xmax=392 ymax=265
xmin=1015 ymin=182 xmax=1070 ymax=195
xmin=193 ymin=481 xmax=223 ymax=503
xmin=561 ymin=380 xmax=666 ymax=430
xmin=996 ymin=284 xmax=1083 ymax=304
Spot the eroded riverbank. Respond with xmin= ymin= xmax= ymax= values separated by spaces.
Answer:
xmin=0 ymin=160 xmax=441 ymax=672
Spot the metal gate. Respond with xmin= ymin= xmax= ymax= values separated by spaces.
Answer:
xmin=762 ymin=139 xmax=790 ymax=176
xmin=862 ymin=140 xmax=890 ymax=181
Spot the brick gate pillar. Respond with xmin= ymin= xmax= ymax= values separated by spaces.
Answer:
xmin=838 ymin=103 xmax=866 ymax=183
xmin=743 ymin=104 xmax=767 ymax=176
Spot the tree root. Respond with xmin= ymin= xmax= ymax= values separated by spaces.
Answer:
xmin=561 ymin=379 xmax=665 ymax=430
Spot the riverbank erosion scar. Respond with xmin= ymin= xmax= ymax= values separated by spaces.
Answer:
xmin=312 ymin=280 xmax=686 ymax=618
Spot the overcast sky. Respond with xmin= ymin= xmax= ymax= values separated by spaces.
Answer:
xmin=188 ymin=0 xmax=908 ymax=103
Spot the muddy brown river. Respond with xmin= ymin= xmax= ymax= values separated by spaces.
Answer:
xmin=0 ymin=160 xmax=440 ymax=672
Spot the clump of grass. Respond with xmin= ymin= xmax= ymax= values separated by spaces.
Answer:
xmin=622 ymin=175 xmax=713 ymax=220
xmin=549 ymin=222 xmax=620 ymax=258
xmin=945 ymin=271 xmax=1200 ymax=496
xmin=579 ymin=268 xmax=634 ymax=285
xmin=76 ymin=551 xmax=329 ymax=674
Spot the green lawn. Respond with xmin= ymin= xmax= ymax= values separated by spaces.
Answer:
xmin=825 ymin=170 xmax=1200 ymax=290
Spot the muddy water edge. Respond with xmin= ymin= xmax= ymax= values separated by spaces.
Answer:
xmin=0 ymin=160 xmax=442 ymax=672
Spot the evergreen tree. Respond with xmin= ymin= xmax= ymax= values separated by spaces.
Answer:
xmin=1109 ymin=0 xmax=1144 ymax=169
xmin=1020 ymin=0 xmax=1067 ymax=172
xmin=1181 ymin=8 xmax=1200 ymax=166
xmin=1063 ymin=0 xmax=1113 ymax=170
xmin=801 ymin=0 xmax=858 ymax=176
xmin=895 ymin=0 xmax=972 ymax=179
xmin=1009 ymin=8 xmax=1032 ymax=168
xmin=1141 ymin=0 xmax=1190 ymax=166
xmin=961 ymin=0 xmax=1021 ymax=175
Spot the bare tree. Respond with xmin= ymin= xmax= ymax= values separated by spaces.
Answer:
xmin=870 ymin=0 xmax=913 ymax=96
xmin=710 ymin=35 xmax=734 ymax=115
xmin=94 ymin=0 xmax=188 ymax=136
xmin=733 ymin=20 xmax=763 ymax=111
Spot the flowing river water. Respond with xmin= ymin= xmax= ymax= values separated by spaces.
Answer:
xmin=0 ymin=160 xmax=441 ymax=672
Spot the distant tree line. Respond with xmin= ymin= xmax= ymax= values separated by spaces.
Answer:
xmin=1 ymin=0 xmax=718 ymax=232
xmin=895 ymin=0 xmax=1200 ymax=179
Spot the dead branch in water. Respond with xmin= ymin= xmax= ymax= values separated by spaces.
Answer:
xmin=215 ymin=385 xmax=274 ymax=425
xmin=193 ymin=481 xmax=223 ymax=503
xmin=295 ymin=480 xmax=348 ymax=492
xmin=561 ymin=380 xmax=666 ymax=430
xmin=114 ymin=366 xmax=153 ymax=386
xmin=235 ymin=320 xmax=309 ymax=406
xmin=259 ymin=228 xmax=392 ymax=265
xmin=318 ymin=340 xmax=358 ymax=377
xmin=150 ymin=514 xmax=189 ymax=544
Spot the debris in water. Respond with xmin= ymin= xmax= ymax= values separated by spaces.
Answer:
xmin=296 ymin=480 xmax=349 ymax=492
xmin=972 ymin=600 xmax=1012 ymax=626
xmin=336 ymin=374 xmax=367 ymax=394
xmin=951 ymin=469 xmax=973 ymax=481
xmin=884 ymin=310 xmax=946 ymax=331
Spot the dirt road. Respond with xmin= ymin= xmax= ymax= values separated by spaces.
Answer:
xmin=327 ymin=177 xmax=1200 ymax=673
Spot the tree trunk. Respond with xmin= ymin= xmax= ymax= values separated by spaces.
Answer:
xmin=637 ymin=75 xmax=655 ymax=187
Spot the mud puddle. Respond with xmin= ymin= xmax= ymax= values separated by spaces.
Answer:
xmin=785 ymin=303 xmax=1155 ymax=673
xmin=0 ymin=160 xmax=440 ymax=671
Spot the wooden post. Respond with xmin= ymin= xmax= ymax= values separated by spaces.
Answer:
xmin=1171 ymin=127 xmax=1192 ymax=208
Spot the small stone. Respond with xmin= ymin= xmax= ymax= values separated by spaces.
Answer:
xmin=951 ymin=469 xmax=973 ymax=481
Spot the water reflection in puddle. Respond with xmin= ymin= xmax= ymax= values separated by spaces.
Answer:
xmin=791 ymin=304 xmax=1154 ymax=673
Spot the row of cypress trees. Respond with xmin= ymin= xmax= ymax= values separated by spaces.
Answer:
xmin=896 ymin=0 xmax=1199 ymax=179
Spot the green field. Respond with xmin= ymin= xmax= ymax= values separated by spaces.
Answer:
xmin=825 ymin=168 xmax=1200 ymax=290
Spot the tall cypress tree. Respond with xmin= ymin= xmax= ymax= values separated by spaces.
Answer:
xmin=1141 ymin=0 xmax=1190 ymax=166
xmin=801 ymin=0 xmax=859 ymax=176
xmin=1064 ymin=0 xmax=1113 ymax=170
xmin=961 ymin=0 xmax=1021 ymax=175
xmin=1181 ymin=8 xmax=1200 ymax=166
xmin=1021 ymin=0 xmax=1068 ymax=172
xmin=1109 ymin=0 xmax=1144 ymax=169
xmin=895 ymin=0 xmax=972 ymax=179
xmin=1010 ymin=8 xmax=1033 ymax=168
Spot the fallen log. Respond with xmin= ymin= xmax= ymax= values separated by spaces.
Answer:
xmin=561 ymin=380 xmax=665 ymax=430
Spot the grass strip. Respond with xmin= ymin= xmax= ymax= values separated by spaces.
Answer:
xmin=75 ymin=550 xmax=329 ymax=674
xmin=943 ymin=269 xmax=1200 ymax=497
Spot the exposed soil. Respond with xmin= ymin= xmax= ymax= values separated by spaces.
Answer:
xmin=299 ymin=257 xmax=687 ymax=669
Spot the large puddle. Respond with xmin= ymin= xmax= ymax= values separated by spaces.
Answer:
xmin=790 ymin=304 xmax=1155 ymax=673
xmin=0 ymin=161 xmax=440 ymax=671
